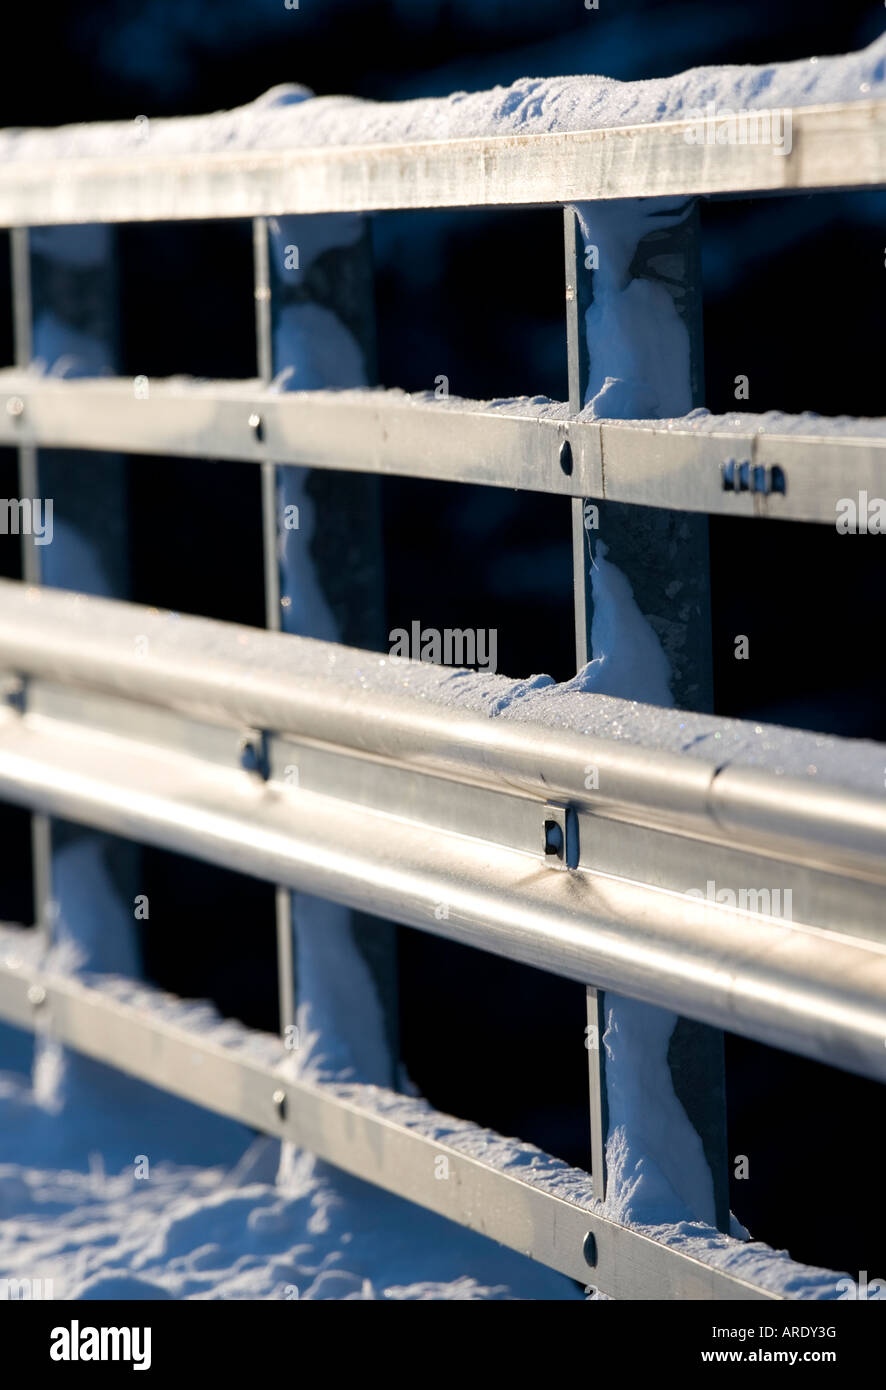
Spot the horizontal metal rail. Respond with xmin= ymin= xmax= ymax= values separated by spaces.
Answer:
xmin=0 ymin=100 xmax=884 ymax=226
xmin=1 ymin=584 xmax=885 ymax=1083
xmin=0 ymin=374 xmax=884 ymax=522
xmin=1 ymin=581 xmax=885 ymax=881
xmin=0 ymin=924 xmax=788 ymax=1300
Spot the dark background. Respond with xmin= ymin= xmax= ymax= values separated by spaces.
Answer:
xmin=0 ymin=0 xmax=884 ymax=1280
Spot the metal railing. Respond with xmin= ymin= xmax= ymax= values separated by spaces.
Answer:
xmin=0 ymin=91 xmax=884 ymax=1301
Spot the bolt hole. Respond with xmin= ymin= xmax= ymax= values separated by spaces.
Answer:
xmin=239 ymin=733 xmax=270 ymax=781
xmin=583 ymin=1231 xmax=598 ymax=1268
xmin=544 ymin=820 xmax=564 ymax=857
xmin=559 ymin=440 xmax=573 ymax=477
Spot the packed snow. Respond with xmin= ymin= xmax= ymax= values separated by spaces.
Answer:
xmin=0 ymin=33 xmax=884 ymax=161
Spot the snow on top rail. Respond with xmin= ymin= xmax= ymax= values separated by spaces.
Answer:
xmin=0 ymin=35 xmax=884 ymax=223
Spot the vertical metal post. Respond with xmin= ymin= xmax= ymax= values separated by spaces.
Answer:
xmin=253 ymin=218 xmax=297 ymax=1042
xmin=565 ymin=203 xmax=729 ymax=1229
xmin=566 ymin=211 xmax=611 ymax=1205
xmin=585 ymin=985 xmax=609 ymax=1208
xmin=565 ymin=210 xmax=593 ymax=671
xmin=10 ymin=229 xmax=50 ymax=952
xmin=10 ymin=224 xmax=140 ymax=1104
xmin=253 ymin=214 xmax=396 ymax=1085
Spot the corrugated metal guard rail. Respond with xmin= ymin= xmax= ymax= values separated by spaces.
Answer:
xmin=0 ymin=96 xmax=885 ymax=1301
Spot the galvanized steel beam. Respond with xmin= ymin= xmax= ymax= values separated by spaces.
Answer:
xmin=0 ymin=666 xmax=884 ymax=1082
xmin=0 ymin=372 xmax=880 ymax=523
xmin=0 ymin=101 xmax=883 ymax=226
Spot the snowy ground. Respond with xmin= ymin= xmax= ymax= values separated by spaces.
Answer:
xmin=0 ymin=1014 xmax=849 ymax=1302
xmin=0 ymin=1035 xmax=581 ymax=1301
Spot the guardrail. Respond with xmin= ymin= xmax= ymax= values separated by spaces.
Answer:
xmin=1 ymin=374 xmax=885 ymax=522
xmin=1 ymin=581 xmax=886 ymax=1073
xmin=0 ymin=77 xmax=883 ymax=1300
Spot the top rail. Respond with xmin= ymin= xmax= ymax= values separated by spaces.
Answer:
xmin=0 ymin=101 xmax=884 ymax=226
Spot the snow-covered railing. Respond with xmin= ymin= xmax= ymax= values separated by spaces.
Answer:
xmin=0 ymin=101 xmax=884 ymax=225
xmin=2 ymin=37 xmax=885 ymax=1301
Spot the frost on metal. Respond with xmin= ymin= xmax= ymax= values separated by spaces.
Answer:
xmin=10 ymin=575 xmax=886 ymax=799
xmin=3 ymin=367 xmax=885 ymax=442
xmin=611 ymin=407 xmax=886 ymax=439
